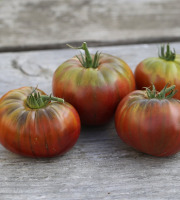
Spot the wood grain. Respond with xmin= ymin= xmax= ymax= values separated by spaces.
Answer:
xmin=1 ymin=42 xmax=180 ymax=199
xmin=0 ymin=0 xmax=180 ymax=50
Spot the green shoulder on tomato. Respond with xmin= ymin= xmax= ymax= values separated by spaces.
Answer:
xmin=115 ymin=84 xmax=180 ymax=157
xmin=52 ymin=42 xmax=135 ymax=125
xmin=135 ymin=44 xmax=180 ymax=99
xmin=0 ymin=87 xmax=80 ymax=157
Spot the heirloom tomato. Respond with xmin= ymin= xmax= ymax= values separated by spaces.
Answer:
xmin=115 ymin=84 xmax=180 ymax=157
xmin=135 ymin=44 xmax=180 ymax=99
xmin=52 ymin=42 xmax=135 ymax=125
xmin=0 ymin=87 xmax=80 ymax=158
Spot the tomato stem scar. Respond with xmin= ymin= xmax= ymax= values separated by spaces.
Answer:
xmin=67 ymin=42 xmax=101 ymax=68
xmin=26 ymin=88 xmax=64 ymax=109
xmin=145 ymin=84 xmax=177 ymax=99
xmin=158 ymin=44 xmax=176 ymax=61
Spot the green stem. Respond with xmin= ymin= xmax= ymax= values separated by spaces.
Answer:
xmin=145 ymin=84 xmax=177 ymax=100
xmin=158 ymin=44 xmax=176 ymax=61
xmin=67 ymin=42 xmax=100 ymax=68
xmin=81 ymin=42 xmax=93 ymax=67
xmin=41 ymin=95 xmax=64 ymax=103
xmin=26 ymin=89 xmax=64 ymax=109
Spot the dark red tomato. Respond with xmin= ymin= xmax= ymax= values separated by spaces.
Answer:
xmin=115 ymin=84 xmax=180 ymax=157
xmin=0 ymin=87 xmax=80 ymax=158
xmin=53 ymin=42 xmax=135 ymax=125
xmin=135 ymin=44 xmax=180 ymax=99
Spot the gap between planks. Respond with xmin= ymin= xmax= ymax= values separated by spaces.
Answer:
xmin=0 ymin=37 xmax=180 ymax=53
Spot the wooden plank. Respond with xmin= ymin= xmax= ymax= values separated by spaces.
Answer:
xmin=1 ymin=42 xmax=180 ymax=200
xmin=0 ymin=0 xmax=180 ymax=50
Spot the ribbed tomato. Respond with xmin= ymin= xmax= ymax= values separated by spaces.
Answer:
xmin=53 ymin=42 xmax=135 ymax=125
xmin=0 ymin=87 xmax=80 ymax=158
xmin=135 ymin=44 xmax=180 ymax=99
xmin=115 ymin=85 xmax=180 ymax=157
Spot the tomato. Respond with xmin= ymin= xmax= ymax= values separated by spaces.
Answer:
xmin=52 ymin=42 xmax=135 ymax=125
xmin=115 ymin=84 xmax=180 ymax=157
xmin=135 ymin=44 xmax=180 ymax=99
xmin=0 ymin=87 xmax=81 ymax=158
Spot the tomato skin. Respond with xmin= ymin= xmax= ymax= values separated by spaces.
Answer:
xmin=135 ymin=55 xmax=180 ymax=99
xmin=53 ymin=53 xmax=135 ymax=125
xmin=0 ymin=87 xmax=81 ymax=158
xmin=115 ymin=90 xmax=180 ymax=156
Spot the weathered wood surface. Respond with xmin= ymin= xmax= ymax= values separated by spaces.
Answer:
xmin=0 ymin=0 xmax=180 ymax=50
xmin=1 ymin=43 xmax=180 ymax=200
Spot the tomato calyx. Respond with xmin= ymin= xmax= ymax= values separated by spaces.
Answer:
xmin=67 ymin=42 xmax=101 ymax=69
xmin=26 ymin=88 xmax=64 ymax=109
xmin=158 ymin=44 xmax=176 ymax=61
xmin=145 ymin=84 xmax=177 ymax=99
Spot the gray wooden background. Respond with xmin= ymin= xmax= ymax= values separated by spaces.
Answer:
xmin=0 ymin=1 xmax=180 ymax=200
xmin=0 ymin=0 xmax=180 ymax=51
